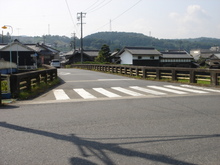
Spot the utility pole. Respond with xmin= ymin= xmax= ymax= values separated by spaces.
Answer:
xmin=77 ymin=12 xmax=86 ymax=64
xmin=73 ymin=32 xmax=76 ymax=50
xmin=71 ymin=32 xmax=76 ymax=50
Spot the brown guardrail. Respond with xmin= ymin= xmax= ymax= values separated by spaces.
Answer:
xmin=72 ymin=64 xmax=220 ymax=86
xmin=10 ymin=66 xmax=57 ymax=98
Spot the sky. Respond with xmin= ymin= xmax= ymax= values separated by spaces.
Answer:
xmin=1 ymin=0 xmax=220 ymax=39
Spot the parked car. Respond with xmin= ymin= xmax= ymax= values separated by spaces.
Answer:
xmin=50 ymin=59 xmax=61 ymax=68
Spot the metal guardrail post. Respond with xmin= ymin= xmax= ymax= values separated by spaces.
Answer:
xmin=156 ymin=69 xmax=161 ymax=80
xmin=190 ymin=70 xmax=196 ymax=83
xmin=172 ymin=69 xmax=177 ymax=81
xmin=211 ymin=71 xmax=218 ymax=86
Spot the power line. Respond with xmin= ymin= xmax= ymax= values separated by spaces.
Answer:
xmin=93 ymin=0 xmax=142 ymax=32
xmin=83 ymin=0 xmax=100 ymax=12
xmin=65 ymin=0 xmax=79 ymax=36
xmin=87 ymin=0 xmax=112 ymax=13
xmin=112 ymin=0 xmax=142 ymax=22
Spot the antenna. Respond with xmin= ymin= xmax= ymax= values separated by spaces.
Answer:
xmin=48 ymin=24 xmax=50 ymax=35
xmin=110 ymin=19 xmax=112 ymax=32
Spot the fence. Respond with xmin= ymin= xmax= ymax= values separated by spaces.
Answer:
xmin=10 ymin=68 xmax=57 ymax=97
xmin=72 ymin=64 xmax=220 ymax=86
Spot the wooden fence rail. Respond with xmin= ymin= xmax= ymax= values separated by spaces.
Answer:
xmin=72 ymin=64 xmax=220 ymax=86
xmin=10 ymin=68 xmax=57 ymax=97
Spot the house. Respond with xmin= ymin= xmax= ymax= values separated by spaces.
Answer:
xmin=27 ymin=42 xmax=60 ymax=65
xmin=205 ymin=53 xmax=220 ymax=69
xmin=110 ymin=51 xmax=120 ymax=64
xmin=190 ymin=46 xmax=220 ymax=68
xmin=64 ymin=49 xmax=99 ymax=64
xmin=0 ymin=39 xmax=60 ymax=70
xmin=190 ymin=46 xmax=220 ymax=61
xmin=160 ymin=50 xmax=195 ymax=68
xmin=0 ymin=39 xmax=37 ymax=70
xmin=117 ymin=47 xmax=161 ymax=66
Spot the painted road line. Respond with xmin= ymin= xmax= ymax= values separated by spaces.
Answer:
xmin=164 ymin=85 xmax=208 ymax=94
xmin=58 ymin=72 xmax=71 ymax=76
xmin=97 ymin=79 xmax=135 ymax=81
xmin=73 ymin=88 xmax=97 ymax=99
xmin=93 ymin=88 xmax=121 ymax=98
xmin=53 ymin=89 xmax=70 ymax=100
xmin=111 ymin=87 xmax=144 ymax=96
xmin=129 ymin=86 xmax=166 ymax=95
xmin=147 ymin=86 xmax=187 ymax=94
xmin=181 ymin=85 xmax=220 ymax=93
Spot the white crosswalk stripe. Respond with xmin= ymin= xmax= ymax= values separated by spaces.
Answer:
xmin=93 ymin=88 xmax=121 ymax=98
xmin=147 ymin=86 xmax=187 ymax=94
xmin=111 ymin=87 xmax=144 ymax=96
xmin=73 ymin=88 xmax=97 ymax=99
xmin=130 ymin=86 xmax=166 ymax=95
xmin=164 ymin=85 xmax=209 ymax=94
xmin=52 ymin=85 xmax=219 ymax=101
xmin=180 ymin=85 xmax=220 ymax=93
xmin=53 ymin=89 xmax=70 ymax=100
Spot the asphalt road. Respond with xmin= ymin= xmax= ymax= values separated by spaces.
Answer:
xmin=0 ymin=69 xmax=220 ymax=165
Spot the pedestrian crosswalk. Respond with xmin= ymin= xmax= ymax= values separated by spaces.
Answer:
xmin=52 ymin=85 xmax=220 ymax=101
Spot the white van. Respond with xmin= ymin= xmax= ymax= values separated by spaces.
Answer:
xmin=50 ymin=59 xmax=61 ymax=68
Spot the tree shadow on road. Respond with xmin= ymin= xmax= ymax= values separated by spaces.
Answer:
xmin=1 ymin=122 xmax=219 ymax=165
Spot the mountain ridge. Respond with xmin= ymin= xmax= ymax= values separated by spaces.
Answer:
xmin=3 ymin=31 xmax=220 ymax=52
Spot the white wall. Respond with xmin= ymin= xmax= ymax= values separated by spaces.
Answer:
xmin=120 ymin=51 xmax=133 ymax=64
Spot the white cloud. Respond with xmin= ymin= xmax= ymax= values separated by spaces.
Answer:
xmin=169 ymin=5 xmax=212 ymax=38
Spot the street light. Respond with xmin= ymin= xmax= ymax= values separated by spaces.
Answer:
xmin=2 ymin=25 xmax=13 ymax=74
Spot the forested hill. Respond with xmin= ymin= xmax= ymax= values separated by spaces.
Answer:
xmin=7 ymin=32 xmax=220 ymax=52
xmin=84 ymin=32 xmax=220 ymax=52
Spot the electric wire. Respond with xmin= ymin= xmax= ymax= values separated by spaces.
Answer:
xmin=112 ymin=0 xmax=142 ymax=22
xmin=64 ymin=0 xmax=80 ymax=37
xmin=83 ymin=0 xmax=100 ymax=12
xmin=93 ymin=0 xmax=142 ymax=33
xmin=87 ymin=0 xmax=113 ymax=13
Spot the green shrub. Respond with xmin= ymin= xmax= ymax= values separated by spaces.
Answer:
xmin=1 ymin=81 xmax=8 ymax=93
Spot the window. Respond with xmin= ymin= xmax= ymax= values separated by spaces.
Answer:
xmin=138 ymin=56 xmax=142 ymax=60
xmin=150 ymin=56 xmax=154 ymax=60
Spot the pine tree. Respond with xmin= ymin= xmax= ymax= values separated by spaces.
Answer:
xmin=95 ymin=44 xmax=111 ymax=63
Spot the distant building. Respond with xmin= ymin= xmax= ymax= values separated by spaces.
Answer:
xmin=160 ymin=50 xmax=194 ymax=68
xmin=28 ymin=42 xmax=60 ymax=65
xmin=0 ymin=39 xmax=60 ymax=69
xmin=117 ymin=47 xmax=161 ymax=66
xmin=64 ymin=49 xmax=99 ymax=64
xmin=190 ymin=46 xmax=220 ymax=68
xmin=190 ymin=46 xmax=220 ymax=61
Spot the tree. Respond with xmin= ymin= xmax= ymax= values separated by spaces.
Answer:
xmin=95 ymin=44 xmax=111 ymax=63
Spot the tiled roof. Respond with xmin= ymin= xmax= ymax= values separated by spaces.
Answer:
xmin=83 ymin=50 xmax=99 ymax=57
xmin=161 ymin=51 xmax=193 ymax=59
xmin=119 ymin=47 xmax=161 ymax=55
